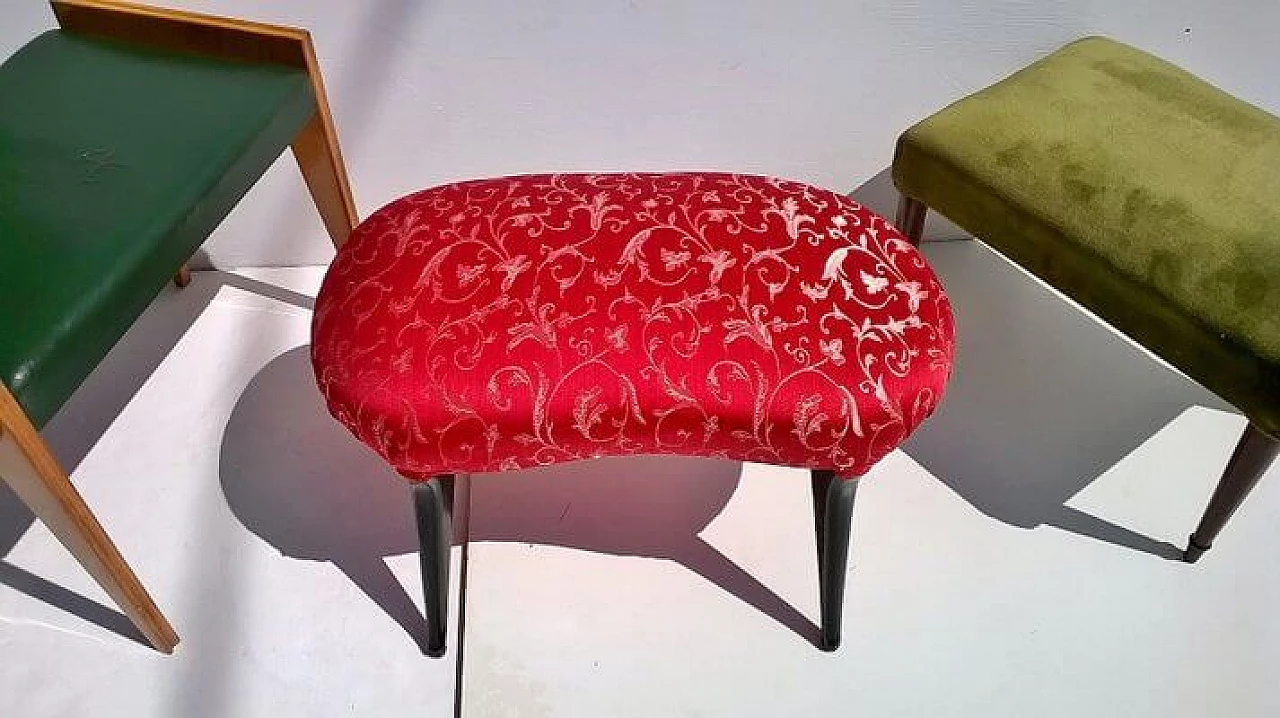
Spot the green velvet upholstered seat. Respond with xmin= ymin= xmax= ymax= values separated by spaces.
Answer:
xmin=0 ymin=30 xmax=315 ymax=428
xmin=894 ymin=36 xmax=1280 ymax=436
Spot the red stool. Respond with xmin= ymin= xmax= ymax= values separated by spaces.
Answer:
xmin=312 ymin=172 xmax=954 ymax=653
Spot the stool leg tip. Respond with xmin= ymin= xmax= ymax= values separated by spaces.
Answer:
xmin=1183 ymin=537 xmax=1210 ymax=563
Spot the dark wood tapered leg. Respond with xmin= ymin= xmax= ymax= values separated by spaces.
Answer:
xmin=895 ymin=194 xmax=927 ymax=247
xmin=414 ymin=475 xmax=454 ymax=655
xmin=173 ymin=264 xmax=192 ymax=288
xmin=1184 ymin=424 xmax=1279 ymax=562
xmin=811 ymin=469 xmax=859 ymax=651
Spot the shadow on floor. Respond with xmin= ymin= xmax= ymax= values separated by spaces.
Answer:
xmin=0 ymin=271 xmax=314 ymax=644
xmin=468 ymin=455 xmax=822 ymax=647
xmin=217 ymin=346 xmax=823 ymax=651
xmin=903 ymin=240 xmax=1234 ymax=559
xmin=0 ymin=560 xmax=149 ymax=646
xmin=844 ymin=170 xmax=1235 ymax=560
xmin=217 ymin=345 xmax=435 ymax=652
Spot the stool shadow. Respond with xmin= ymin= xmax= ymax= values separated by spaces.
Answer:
xmin=0 ymin=560 xmax=149 ymax=646
xmin=901 ymin=239 xmax=1234 ymax=559
xmin=218 ymin=347 xmax=821 ymax=651
xmin=848 ymin=171 xmax=1234 ymax=559
xmin=468 ymin=455 xmax=822 ymax=648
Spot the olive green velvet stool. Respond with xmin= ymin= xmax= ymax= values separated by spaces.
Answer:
xmin=893 ymin=36 xmax=1280 ymax=563
xmin=0 ymin=0 xmax=357 ymax=652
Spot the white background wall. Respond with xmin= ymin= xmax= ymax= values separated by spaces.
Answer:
xmin=4 ymin=0 xmax=1279 ymax=268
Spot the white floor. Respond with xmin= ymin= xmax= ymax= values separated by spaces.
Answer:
xmin=1 ymin=242 xmax=1276 ymax=717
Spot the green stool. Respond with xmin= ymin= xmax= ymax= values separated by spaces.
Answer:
xmin=0 ymin=1 xmax=356 ymax=652
xmin=893 ymin=37 xmax=1279 ymax=562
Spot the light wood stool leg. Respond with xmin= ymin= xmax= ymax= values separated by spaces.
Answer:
xmin=0 ymin=386 xmax=177 ymax=653
xmin=292 ymin=110 xmax=358 ymax=249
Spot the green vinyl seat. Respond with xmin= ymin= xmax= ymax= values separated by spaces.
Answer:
xmin=893 ymin=36 xmax=1280 ymax=437
xmin=0 ymin=0 xmax=354 ymax=656
xmin=0 ymin=29 xmax=315 ymax=428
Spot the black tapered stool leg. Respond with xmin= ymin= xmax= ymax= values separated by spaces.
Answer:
xmin=414 ymin=475 xmax=454 ymax=655
xmin=811 ymin=470 xmax=859 ymax=651
xmin=1185 ymin=424 xmax=1279 ymax=562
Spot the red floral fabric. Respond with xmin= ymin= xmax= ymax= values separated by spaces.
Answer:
xmin=312 ymin=173 xmax=954 ymax=480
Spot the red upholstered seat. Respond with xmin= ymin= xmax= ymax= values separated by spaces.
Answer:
xmin=312 ymin=173 xmax=954 ymax=480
